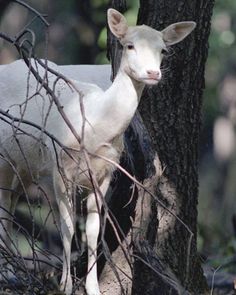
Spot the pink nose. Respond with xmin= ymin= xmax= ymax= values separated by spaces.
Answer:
xmin=147 ymin=70 xmax=161 ymax=81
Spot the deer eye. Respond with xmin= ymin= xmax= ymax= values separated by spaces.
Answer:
xmin=127 ymin=44 xmax=135 ymax=50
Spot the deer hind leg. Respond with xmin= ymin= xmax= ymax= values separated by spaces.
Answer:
xmin=0 ymin=161 xmax=20 ymax=281
xmin=85 ymin=176 xmax=111 ymax=295
xmin=53 ymin=170 xmax=75 ymax=295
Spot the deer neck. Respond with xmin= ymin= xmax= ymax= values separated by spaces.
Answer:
xmin=86 ymin=65 xmax=145 ymax=152
xmin=114 ymin=69 xmax=144 ymax=100
xmin=103 ymin=66 xmax=144 ymax=131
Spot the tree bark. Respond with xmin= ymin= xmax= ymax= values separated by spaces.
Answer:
xmin=132 ymin=1 xmax=215 ymax=294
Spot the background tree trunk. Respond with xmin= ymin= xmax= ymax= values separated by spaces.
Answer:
xmin=103 ymin=0 xmax=215 ymax=295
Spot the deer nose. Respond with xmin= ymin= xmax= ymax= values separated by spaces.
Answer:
xmin=147 ymin=70 xmax=161 ymax=81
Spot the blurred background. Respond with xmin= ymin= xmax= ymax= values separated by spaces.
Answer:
xmin=0 ymin=0 xmax=236 ymax=279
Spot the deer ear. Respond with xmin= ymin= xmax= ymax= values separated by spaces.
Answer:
xmin=161 ymin=21 xmax=196 ymax=46
xmin=107 ymin=8 xmax=128 ymax=39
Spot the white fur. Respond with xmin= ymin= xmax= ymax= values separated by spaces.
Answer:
xmin=0 ymin=9 xmax=195 ymax=295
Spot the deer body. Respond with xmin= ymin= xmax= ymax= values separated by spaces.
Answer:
xmin=0 ymin=9 xmax=195 ymax=295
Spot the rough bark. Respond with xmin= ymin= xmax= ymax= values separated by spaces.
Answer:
xmin=132 ymin=0 xmax=215 ymax=294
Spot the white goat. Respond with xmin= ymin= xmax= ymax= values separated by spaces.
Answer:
xmin=0 ymin=8 xmax=195 ymax=295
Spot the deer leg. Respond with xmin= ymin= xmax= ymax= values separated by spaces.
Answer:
xmin=54 ymin=170 xmax=75 ymax=295
xmin=85 ymin=176 xmax=111 ymax=295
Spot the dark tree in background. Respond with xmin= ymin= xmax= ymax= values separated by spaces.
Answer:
xmin=107 ymin=0 xmax=215 ymax=294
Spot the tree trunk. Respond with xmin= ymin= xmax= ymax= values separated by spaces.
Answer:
xmin=132 ymin=1 xmax=214 ymax=294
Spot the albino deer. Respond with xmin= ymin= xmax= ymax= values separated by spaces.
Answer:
xmin=0 ymin=8 xmax=195 ymax=295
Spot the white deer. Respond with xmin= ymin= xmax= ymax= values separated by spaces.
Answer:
xmin=0 ymin=8 xmax=195 ymax=295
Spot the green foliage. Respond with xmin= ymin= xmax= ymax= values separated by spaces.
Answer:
xmin=203 ymin=1 xmax=236 ymax=130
